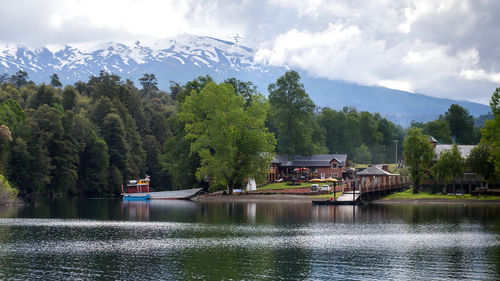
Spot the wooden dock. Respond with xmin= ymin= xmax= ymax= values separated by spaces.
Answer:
xmin=313 ymin=175 xmax=410 ymax=205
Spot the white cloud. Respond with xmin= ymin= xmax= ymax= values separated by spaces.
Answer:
xmin=460 ymin=69 xmax=500 ymax=83
xmin=0 ymin=0 xmax=498 ymax=103
xmin=257 ymin=0 xmax=500 ymax=103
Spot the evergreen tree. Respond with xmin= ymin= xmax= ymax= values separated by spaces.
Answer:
xmin=50 ymin=73 xmax=62 ymax=88
xmin=79 ymin=131 xmax=109 ymax=196
xmin=444 ymin=104 xmax=477 ymax=144
xmin=11 ymin=70 xmax=29 ymax=88
xmin=62 ymin=86 xmax=78 ymax=110
xmin=268 ymin=71 xmax=321 ymax=156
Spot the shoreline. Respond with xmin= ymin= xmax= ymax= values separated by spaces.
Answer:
xmin=195 ymin=194 xmax=314 ymax=202
xmin=371 ymin=198 xmax=500 ymax=205
xmin=195 ymin=193 xmax=500 ymax=204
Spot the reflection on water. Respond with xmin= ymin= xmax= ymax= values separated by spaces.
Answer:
xmin=0 ymin=199 xmax=499 ymax=280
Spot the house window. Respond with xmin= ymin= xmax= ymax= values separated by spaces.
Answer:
xmin=331 ymin=163 xmax=337 ymax=168
xmin=334 ymin=173 xmax=338 ymax=178
xmin=320 ymin=173 xmax=325 ymax=179
xmin=328 ymin=173 xmax=332 ymax=178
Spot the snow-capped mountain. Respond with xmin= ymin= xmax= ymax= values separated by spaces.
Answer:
xmin=0 ymin=35 xmax=490 ymax=126
xmin=0 ymin=35 xmax=281 ymax=86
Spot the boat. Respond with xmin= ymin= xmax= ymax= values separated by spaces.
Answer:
xmin=123 ymin=194 xmax=151 ymax=201
xmin=121 ymin=176 xmax=202 ymax=200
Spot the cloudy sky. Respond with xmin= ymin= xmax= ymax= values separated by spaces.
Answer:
xmin=0 ymin=0 xmax=499 ymax=103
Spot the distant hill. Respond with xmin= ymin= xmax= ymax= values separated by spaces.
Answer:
xmin=0 ymin=35 xmax=490 ymax=126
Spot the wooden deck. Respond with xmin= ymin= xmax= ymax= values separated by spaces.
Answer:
xmin=313 ymin=176 xmax=410 ymax=205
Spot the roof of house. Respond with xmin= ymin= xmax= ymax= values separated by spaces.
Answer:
xmin=272 ymin=154 xmax=348 ymax=167
xmin=434 ymin=144 xmax=476 ymax=161
xmin=357 ymin=165 xmax=397 ymax=176
xmin=429 ymin=136 xmax=438 ymax=143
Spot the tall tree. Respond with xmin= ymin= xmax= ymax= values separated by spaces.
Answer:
xmin=79 ymin=131 xmax=110 ymax=196
xmin=175 ymin=75 xmax=213 ymax=103
xmin=139 ymin=73 xmax=159 ymax=96
xmin=50 ymin=73 xmax=62 ymax=88
xmin=403 ymin=127 xmax=434 ymax=193
xmin=268 ymin=71 xmax=319 ymax=156
xmin=466 ymin=144 xmax=494 ymax=181
xmin=481 ymin=87 xmax=500 ymax=178
xmin=179 ymin=82 xmax=276 ymax=193
xmin=353 ymin=144 xmax=372 ymax=164
xmin=433 ymin=144 xmax=465 ymax=193
xmin=62 ymin=86 xmax=78 ymax=110
xmin=102 ymin=113 xmax=130 ymax=185
xmin=28 ymin=83 xmax=56 ymax=109
xmin=8 ymin=137 xmax=32 ymax=195
xmin=444 ymin=104 xmax=477 ymax=144
xmin=11 ymin=70 xmax=29 ymax=88
xmin=423 ymin=119 xmax=452 ymax=144
xmin=224 ymin=78 xmax=257 ymax=106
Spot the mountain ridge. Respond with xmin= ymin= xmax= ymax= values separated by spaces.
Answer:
xmin=0 ymin=35 xmax=490 ymax=126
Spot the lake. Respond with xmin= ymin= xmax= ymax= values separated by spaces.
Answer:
xmin=0 ymin=199 xmax=499 ymax=280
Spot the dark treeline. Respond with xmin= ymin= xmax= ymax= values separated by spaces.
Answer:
xmin=0 ymin=70 xmax=483 ymax=198
xmin=411 ymin=104 xmax=481 ymax=145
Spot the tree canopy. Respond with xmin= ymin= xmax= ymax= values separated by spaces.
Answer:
xmin=179 ymin=82 xmax=276 ymax=193
xmin=403 ymin=127 xmax=434 ymax=193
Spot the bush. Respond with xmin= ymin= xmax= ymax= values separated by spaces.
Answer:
xmin=0 ymin=174 xmax=18 ymax=204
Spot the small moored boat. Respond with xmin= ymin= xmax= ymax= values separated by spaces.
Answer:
xmin=121 ymin=176 xmax=202 ymax=200
xmin=123 ymin=194 xmax=151 ymax=201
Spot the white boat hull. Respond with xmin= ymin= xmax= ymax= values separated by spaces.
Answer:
xmin=122 ymin=188 xmax=202 ymax=200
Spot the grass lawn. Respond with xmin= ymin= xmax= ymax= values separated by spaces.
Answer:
xmin=258 ymin=182 xmax=310 ymax=190
xmin=383 ymin=189 xmax=500 ymax=200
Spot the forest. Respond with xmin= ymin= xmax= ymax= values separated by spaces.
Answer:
xmin=0 ymin=70 xmax=488 ymax=198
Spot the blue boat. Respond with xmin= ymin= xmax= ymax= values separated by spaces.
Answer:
xmin=123 ymin=194 xmax=150 ymax=201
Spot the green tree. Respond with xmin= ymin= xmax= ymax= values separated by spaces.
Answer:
xmin=50 ymin=73 xmax=62 ymax=88
xmin=175 ymin=75 xmax=213 ymax=103
xmin=11 ymin=70 xmax=29 ymax=88
xmin=353 ymin=144 xmax=372 ymax=164
xmin=403 ymin=127 xmax=434 ymax=193
xmin=224 ymin=78 xmax=257 ymax=106
xmin=7 ymin=137 xmax=32 ymax=195
xmin=139 ymin=73 xmax=159 ymax=96
xmin=179 ymin=82 xmax=276 ymax=193
xmin=268 ymin=71 xmax=319 ymax=156
xmin=62 ymin=86 xmax=78 ymax=110
xmin=160 ymin=116 xmax=202 ymax=190
xmin=102 ymin=113 xmax=130 ymax=185
xmin=0 ymin=125 xmax=12 ymax=172
xmin=423 ymin=119 xmax=452 ymax=144
xmin=481 ymin=87 xmax=500 ymax=178
xmin=0 ymin=174 xmax=18 ymax=204
xmin=466 ymin=144 xmax=494 ymax=181
xmin=28 ymin=83 xmax=56 ymax=109
xmin=0 ymin=98 xmax=25 ymax=129
xmin=444 ymin=104 xmax=477 ymax=144
xmin=433 ymin=144 xmax=465 ymax=193
xmin=79 ymin=131 xmax=110 ymax=196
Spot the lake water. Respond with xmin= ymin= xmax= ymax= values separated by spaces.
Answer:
xmin=0 ymin=199 xmax=499 ymax=280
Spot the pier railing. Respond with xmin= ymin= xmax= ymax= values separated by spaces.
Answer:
xmin=338 ymin=175 xmax=410 ymax=194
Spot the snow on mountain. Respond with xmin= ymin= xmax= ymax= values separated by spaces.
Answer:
xmin=0 ymin=35 xmax=490 ymax=126
xmin=0 ymin=35 xmax=276 ymax=84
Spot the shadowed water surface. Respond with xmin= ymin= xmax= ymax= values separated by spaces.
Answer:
xmin=0 ymin=199 xmax=499 ymax=280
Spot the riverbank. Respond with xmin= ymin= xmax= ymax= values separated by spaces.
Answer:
xmin=372 ymin=189 xmax=500 ymax=204
xmin=195 ymin=191 xmax=500 ymax=204
xmin=372 ymin=198 xmax=500 ymax=204
xmin=195 ymin=193 xmax=314 ymax=202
